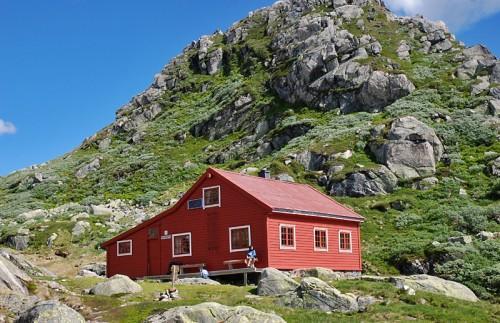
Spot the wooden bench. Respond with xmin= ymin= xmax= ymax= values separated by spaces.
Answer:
xmin=179 ymin=263 xmax=205 ymax=274
xmin=223 ymin=259 xmax=258 ymax=269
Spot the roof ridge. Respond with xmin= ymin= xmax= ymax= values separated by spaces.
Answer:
xmin=211 ymin=167 xmax=315 ymax=187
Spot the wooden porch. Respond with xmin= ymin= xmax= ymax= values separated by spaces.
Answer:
xmin=141 ymin=267 xmax=263 ymax=285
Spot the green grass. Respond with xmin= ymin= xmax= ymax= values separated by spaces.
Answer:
xmin=58 ymin=278 xmax=500 ymax=323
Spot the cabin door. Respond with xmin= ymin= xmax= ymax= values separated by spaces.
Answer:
xmin=147 ymin=227 xmax=161 ymax=276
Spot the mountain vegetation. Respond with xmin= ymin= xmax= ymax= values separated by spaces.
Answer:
xmin=0 ymin=0 xmax=499 ymax=320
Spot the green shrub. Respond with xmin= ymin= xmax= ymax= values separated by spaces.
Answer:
xmin=448 ymin=206 xmax=490 ymax=234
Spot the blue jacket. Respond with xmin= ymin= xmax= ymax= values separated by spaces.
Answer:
xmin=247 ymin=249 xmax=257 ymax=258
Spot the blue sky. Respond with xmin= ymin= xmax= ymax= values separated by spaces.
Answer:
xmin=0 ymin=0 xmax=499 ymax=176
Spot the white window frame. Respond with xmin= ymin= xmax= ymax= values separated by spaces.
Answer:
xmin=117 ymin=239 xmax=132 ymax=256
xmin=338 ymin=230 xmax=352 ymax=253
xmin=172 ymin=232 xmax=192 ymax=257
xmin=202 ymin=186 xmax=221 ymax=209
xmin=229 ymin=225 xmax=252 ymax=252
xmin=279 ymin=224 xmax=296 ymax=250
xmin=313 ymin=227 xmax=328 ymax=252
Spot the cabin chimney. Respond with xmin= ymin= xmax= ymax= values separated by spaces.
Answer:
xmin=259 ymin=168 xmax=271 ymax=179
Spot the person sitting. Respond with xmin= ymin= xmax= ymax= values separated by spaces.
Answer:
xmin=200 ymin=265 xmax=209 ymax=279
xmin=245 ymin=245 xmax=257 ymax=269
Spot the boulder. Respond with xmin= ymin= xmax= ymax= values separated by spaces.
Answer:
xmin=471 ymin=76 xmax=490 ymax=95
xmin=90 ymin=274 xmax=142 ymax=296
xmin=298 ymin=277 xmax=359 ymax=313
xmin=5 ymin=236 xmax=29 ymax=251
xmin=71 ymin=221 xmax=90 ymax=237
xmin=274 ymin=173 xmax=295 ymax=182
xmin=490 ymin=87 xmax=500 ymax=99
xmin=412 ymin=177 xmax=439 ymax=190
xmin=491 ymin=157 xmax=500 ymax=177
xmin=80 ymin=263 xmax=106 ymax=277
xmin=329 ymin=166 xmax=397 ymax=197
xmin=257 ymin=268 xmax=299 ymax=296
xmin=390 ymin=275 xmax=478 ymax=302
xmin=448 ymin=235 xmax=473 ymax=244
xmin=145 ymin=302 xmax=285 ymax=323
xmin=78 ymin=269 xmax=99 ymax=277
xmin=175 ymin=278 xmax=220 ymax=285
xmin=0 ymin=249 xmax=53 ymax=277
xmin=16 ymin=300 xmax=85 ymax=323
xmin=290 ymin=267 xmax=341 ymax=281
xmin=336 ymin=5 xmax=363 ymax=21
xmin=488 ymin=99 xmax=500 ymax=116
xmin=396 ymin=41 xmax=411 ymax=60
xmin=491 ymin=62 xmax=500 ymax=84
xmin=0 ymin=290 xmax=39 ymax=316
xmin=90 ymin=205 xmax=113 ymax=216
xmin=370 ymin=117 xmax=443 ymax=180
xmin=476 ymin=231 xmax=495 ymax=240
xmin=75 ymin=157 xmax=101 ymax=179
xmin=296 ymin=151 xmax=326 ymax=171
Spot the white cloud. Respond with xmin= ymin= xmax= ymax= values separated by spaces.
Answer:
xmin=384 ymin=0 xmax=500 ymax=32
xmin=0 ymin=119 xmax=16 ymax=135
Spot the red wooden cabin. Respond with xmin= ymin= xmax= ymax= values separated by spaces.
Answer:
xmin=101 ymin=168 xmax=364 ymax=278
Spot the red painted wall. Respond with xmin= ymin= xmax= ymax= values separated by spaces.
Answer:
xmin=106 ymin=173 xmax=270 ymax=278
xmin=266 ymin=213 xmax=362 ymax=271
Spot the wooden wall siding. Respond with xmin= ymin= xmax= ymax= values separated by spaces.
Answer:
xmin=106 ymin=173 xmax=269 ymax=278
xmin=267 ymin=213 xmax=362 ymax=271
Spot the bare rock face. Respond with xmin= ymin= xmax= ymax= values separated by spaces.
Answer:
xmin=15 ymin=300 xmax=86 ymax=323
xmin=299 ymin=277 xmax=359 ymax=313
xmin=329 ymin=166 xmax=397 ymax=197
xmin=75 ymin=157 xmax=101 ymax=179
xmin=145 ymin=302 xmax=286 ymax=323
xmin=0 ymin=253 xmax=32 ymax=295
xmin=369 ymin=116 xmax=443 ymax=180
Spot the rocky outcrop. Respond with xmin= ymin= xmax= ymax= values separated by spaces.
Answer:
xmin=329 ymin=166 xmax=397 ymax=197
xmin=0 ymin=249 xmax=53 ymax=277
xmin=290 ymin=267 xmax=360 ymax=281
xmin=0 ymin=252 xmax=32 ymax=295
xmin=5 ymin=236 xmax=29 ymax=251
xmin=90 ymin=274 xmax=143 ymax=296
xmin=191 ymin=36 xmax=224 ymax=75
xmin=72 ymin=221 xmax=90 ymax=237
xmin=75 ymin=157 xmax=101 ymax=179
xmin=390 ymin=275 xmax=478 ymax=302
xmin=257 ymin=268 xmax=299 ymax=296
xmin=369 ymin=116 xmax=443 ymax=180
xmin=0 ymin=290 xmax=39 ymax=316
xmin=270 ymin=5 xmax=415 ymax=113
xmin=145 ymin=302 xmax=285 ymax=323
xmin=15 ymin=300 xmax=86 ymax=323
xmin=80 ymin=263 xmax=106 ymax=277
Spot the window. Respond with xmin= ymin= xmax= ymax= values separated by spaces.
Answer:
xmin=280 ymin=224 xmax=295 ymax=249
xmin=339 ymin=230 xmax=352 ymax=253
xmin=117 ymin=240 xmax=132 ymax=256
xmin=203 ymin=186 xmax=220 ymax=208
xmin=229 ymin=225 xmax=251 ymax=252
xmin=187 ymin=198 xmax=203 ymax=209
xmin=148 ymin=227 xmax=158 ymax=240
xmin=172 ymin=233 xmax=192 ymax=257
xmin=314 ymin=228 xmax=328 ymax=251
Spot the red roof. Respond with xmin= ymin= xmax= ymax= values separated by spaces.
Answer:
xmin=212 ymin=168 xmax=364 ymax=221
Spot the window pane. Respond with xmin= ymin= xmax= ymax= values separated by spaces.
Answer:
xmin=315 ymin=230 xmax=326 ymax=249
xmin=118 ymin=241 xmax=131 ymax=254
xmin=204 ymin=188 xmax=219 ymax=206
xmin=174 ymin=234 xmax=190 ymax=255
xmin=281 ymin=226 xmax=294 ymax=247
xmin=231 ymin=227 xmax=249 ymax=250
xmin=340 ymin=232 xmax=351 ymax=250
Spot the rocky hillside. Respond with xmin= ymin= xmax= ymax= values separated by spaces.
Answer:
xmin=0 ymin=0 xmax=499 ymax=301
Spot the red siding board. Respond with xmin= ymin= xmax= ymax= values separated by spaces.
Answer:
xmin=267 ymin=213 xmax=361 ymax=271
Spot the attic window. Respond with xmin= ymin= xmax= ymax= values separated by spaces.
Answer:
xmin=203 ymin=186 xmax=220 ymax=208
xmin=188 ymin=198 xmax=203 ymax=209
xmin=117 ymin=240 xmax=132 ymax=256
xmin=339 ymin=230 xmax=352 ymax=253
xmin=148 ymin=227 xmax=159 ymax=240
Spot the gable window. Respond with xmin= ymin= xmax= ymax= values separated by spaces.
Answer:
xmin=203 ymin=186 xmax=220 ymax=208
xmin=117 ymin=240 xmax=132 ymax=256
xmin=187 ymin=198 xmax=203 ymax=210
xmin=314 ymin=228 xmax=328 ymax=251
xmin=229 ymin=225 xmax=251 ymax=252
xmin=172 ymin=232 xmax=192 ymax=257
xmin=280 ymin=224 xmax=296 ymax=249
xmin=339 ymin=230 xmax=352 ymax=253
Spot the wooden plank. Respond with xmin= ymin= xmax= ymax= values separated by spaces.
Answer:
xmin=141 ymin=267 xmax=263 ymax=281
xmin=243 ymin=272 xmax=248 ymax=286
